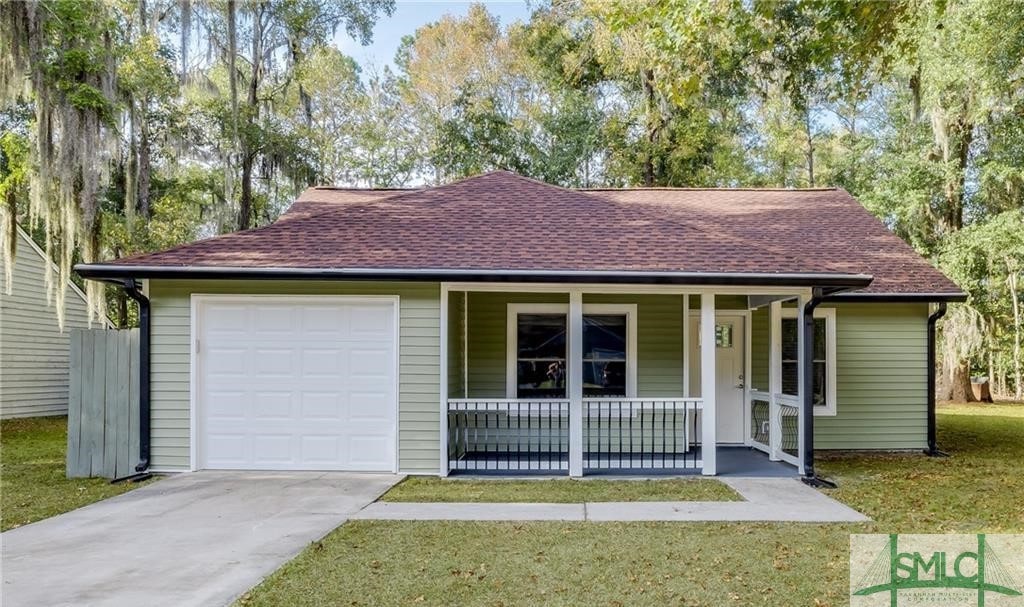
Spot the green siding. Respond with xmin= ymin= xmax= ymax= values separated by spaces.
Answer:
xmin=747 ymin=302 xmax=929 ymax=450
xmin=465 ymin=292 xmax=686 ymax=398
xmin=817 ymin=303 xmax=928 ymax=449
xmin=750 ymin=306 xmax=769 ymax=392
xmin=146 ymin=280 xmax=931 ymax=474
xmin=447 ymin=292 xmax=466 ymax=399
xmin=147 ymin=280 xmax=441 ymax=473
xmin=586 ymin=294 xmax=685 ymax=397
xmin=466 ymin=292 xmax=568 ymax=397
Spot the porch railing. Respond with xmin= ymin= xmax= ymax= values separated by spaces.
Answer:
xmin=583 ymin=398 xmax=702 ymax=472
xmin=446 ymin=397 xmax=702 ymax=474
xmin=446 ymin=399 xmax=570 ymax=473
xmin=775 ymin=395 xmax=800 ymax=465
xmin=748 ymin=390 xmax=799 ymax=467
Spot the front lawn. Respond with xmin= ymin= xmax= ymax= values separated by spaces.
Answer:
xmin=819 ymin=402 xmax=1024 ymax=532
xmin=381 ymin=477 xmax=741 ymax=503
xmin=237 ymin=403 xmax=1024 ymax=606
xmin=0 ymin=416 xmax=153 ymax=531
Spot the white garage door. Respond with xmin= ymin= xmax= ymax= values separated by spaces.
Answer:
xmin=195 ymin=297 xmax=397 ymax=471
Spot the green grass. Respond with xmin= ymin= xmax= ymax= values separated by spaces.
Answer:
xmin=381 ymin=477 xmax=741 ymax=503
xmin=0 ymin=416 xmax=154 ymax=531
xmin=238 ymin=403 xmax=1024 ymax=607
xmin=818 ymin=402 xmax=1024 ymax=533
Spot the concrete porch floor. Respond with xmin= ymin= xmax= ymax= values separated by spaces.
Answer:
xmin=448 ymin=446 xmax=797 ymax=478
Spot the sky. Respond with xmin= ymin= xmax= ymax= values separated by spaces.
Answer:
xmin=333 ymin=1 xmax=533 ymax=72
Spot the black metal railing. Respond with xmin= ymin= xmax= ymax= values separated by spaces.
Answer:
xmin=750 ymin=398 xmax=770 ymax=446
xmin=447 ymin=400 xmax=570 ymax=473
xmin=778 ymin=402 xmax=799 ymax=457
xmin=582 ymin=399 xmax=702 ymax=472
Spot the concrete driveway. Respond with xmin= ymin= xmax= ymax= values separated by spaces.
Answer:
xmin=1 ymin=471 xmax=401 ymax=607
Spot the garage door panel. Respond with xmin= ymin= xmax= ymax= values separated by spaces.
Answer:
xmin=206 ymin=434 xmax=247 ymax=464
xmin=300 ymin=435 xmax=343 ymax=464
xmin=251 ymin=435 xmax=293 ymax=465
xmin=197 ymin=298 xmax=397 ymax=472
xmin=253 ymin=348 xmax=296 ymax=376
xmin=206 ymin=349 xmax=247 ymax=375
xmin=348 ymin=435 xmax=393 ymax=468
xmin=348 ymin=392 xmax=393 ymax=421
xmin=206 ymin=392 xmax=247 ymax=420
xmin=252 ymin=391 xmax=294 ymax=420
xmin=204 ymin=306 xmax=248 ymax=332
xmin=350 ymin=349 xmax=392 ymax=379
xmin=302 ymin=306 xmax=345 ymax=333
xmin=350 ymin=306 xmax=393 ymax=335
xmin=254 ymin=306 xmax=297 ymax=333
xmin=302 ymin=348 xmax=345 ymax=376
xmin=299 ymin=391 xmax=344 ymax=420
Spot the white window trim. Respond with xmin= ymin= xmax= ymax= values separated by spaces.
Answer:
xmin=775 ymin=307 xmax=837 ymax=416
xmin=506 ymin=303 xmax=637 ymax=399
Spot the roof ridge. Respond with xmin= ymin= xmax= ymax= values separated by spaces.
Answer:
xmin=580 ymin=186 xmax=839 ymax=192
xmin=305 ymin=186 xmax=416 ymax=192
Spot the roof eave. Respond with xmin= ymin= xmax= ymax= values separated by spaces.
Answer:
xmin=74 ymin=264 xmax=874 ymax=290
xmin=823 ymin=291 xmax=968 ymax=303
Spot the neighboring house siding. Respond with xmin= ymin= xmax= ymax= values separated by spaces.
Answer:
xmin=147 ymin=280 xmax=441 ymax=473
xmin=0 ymin=229 xmax=93 ymax=419
xmin=749 ymin=302 xmax=929 ymax=450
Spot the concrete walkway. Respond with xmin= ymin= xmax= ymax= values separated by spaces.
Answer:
xmin=352 ymin=477 xmax=869 ymax=523
xmin=1 ymin=471 xmax=401 ymax=607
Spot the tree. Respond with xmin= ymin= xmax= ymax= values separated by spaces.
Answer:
xmin=941 ymin=210 xmax=1024 ymax=400
xmin=1 ymin=0 xmax=122 ymax=324
xmin=187 ymin=0 xmax=394 ymax=229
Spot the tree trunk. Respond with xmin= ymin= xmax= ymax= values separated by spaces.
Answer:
xmin=949 ymin=360 xmax=977 ymax=403
xmin=116 ymin=288 xmax=128 ymax=328
xmin=642 ymin=69 xmax=656 ymax=187
xmin=1009 ymin=268 xmax=1022 ymax=400
xmin=227 ymin=0 xmax=238 ymax=145
xmin=804 ymin=109 xmax=815 ymax=187
xmin=239 ymin=152 xmax=253 ymax=230
xmin=909 ymin=66 xmax=921 ymax=122
xmin=138 ymin=107 xmax=151 ymax=219
xmin=941 ymin=115 xmax=972 ymax=232
xmin=237 ymin=2 xmax=264 ymax=231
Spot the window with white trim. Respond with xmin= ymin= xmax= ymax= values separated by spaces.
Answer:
xmin=515 ymin=312 xmax=567 ymax=398
xmin=507 ymin=304 xmax=636 ymax=399
xmin=776 ymin=308 xmax=837 ymax=416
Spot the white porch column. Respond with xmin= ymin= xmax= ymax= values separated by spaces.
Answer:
xmin=796 ymin=292 xmax=808 ymax=474
xmin=568 ymin=291 xmax=584 ymax=477
xmin=439 ymin=285 xmax=450 ymax=477
xmin=768 ymin=300 xmax=782 ymax=461
xmin=700 ymin=293 xmax=716 ymax=475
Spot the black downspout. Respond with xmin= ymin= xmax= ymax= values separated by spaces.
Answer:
xmin=110 ymin=278 xmax=151 ymax=480
xmin=925 ymin=302 xmax=949 ymax=457
xmin=800 ymin=287 xmax=837 ymax=488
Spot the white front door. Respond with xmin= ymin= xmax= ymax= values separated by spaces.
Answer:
xmin=194 ymin=296 xmax=398 ymax=472
xmin=688 ymin=313 xmax=746 ymax=444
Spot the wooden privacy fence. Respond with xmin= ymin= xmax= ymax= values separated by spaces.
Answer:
xmin=67 ymin=328 xmax=140 ymax=479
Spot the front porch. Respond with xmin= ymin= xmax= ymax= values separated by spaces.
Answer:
xmin=439 ymin=284 xmax=817 ymax=477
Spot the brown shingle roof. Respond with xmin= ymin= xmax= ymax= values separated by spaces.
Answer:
xmin=92 ymin=171 xmax=960 ymax=295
